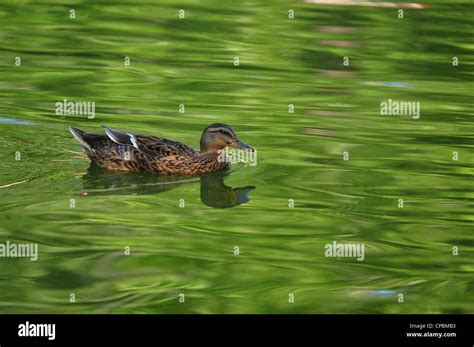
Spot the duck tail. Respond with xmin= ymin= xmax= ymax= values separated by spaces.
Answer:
xmin=69 ymin=127 xmax=92 ymax=150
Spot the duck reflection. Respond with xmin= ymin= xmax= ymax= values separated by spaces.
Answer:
xmin=199 ymin=172 xmax=255 ymax=208
xmin=80 ymin=164 xmax=255 ymax=208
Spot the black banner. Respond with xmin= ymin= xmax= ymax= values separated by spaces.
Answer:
xmin=0 ymin=314 xmax=472 ymax=346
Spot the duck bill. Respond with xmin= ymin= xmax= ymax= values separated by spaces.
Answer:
xmin=236 ymin=140 xmax=254 ymax=151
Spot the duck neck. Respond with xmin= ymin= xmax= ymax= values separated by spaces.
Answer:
xmin=199 ymin=150 xmax=220 ymax=161
xmin=199 ymin=150 xmax=229 ymax=167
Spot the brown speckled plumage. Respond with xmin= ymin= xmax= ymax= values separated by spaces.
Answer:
xmin=69 ymin=123 xmax=253 ymax=176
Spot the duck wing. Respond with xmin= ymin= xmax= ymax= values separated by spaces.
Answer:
xmin=104 ymin=127 xmax=198 ymax=158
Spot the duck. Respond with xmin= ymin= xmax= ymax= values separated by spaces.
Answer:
xmin=69 ymin=123 xmax=254 ymax=176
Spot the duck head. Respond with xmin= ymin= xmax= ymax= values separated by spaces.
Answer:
xmin=200 ymin=123 xmax=253 ymax=153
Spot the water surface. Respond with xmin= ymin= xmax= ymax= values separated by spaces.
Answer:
xmin=0 ymin=0 xmax=473 ymax=313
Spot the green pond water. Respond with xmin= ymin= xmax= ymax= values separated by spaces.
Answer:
xmin=0 ymin=1 xmax=473 ymax=313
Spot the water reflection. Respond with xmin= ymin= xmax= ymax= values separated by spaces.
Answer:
xmin=80 ymin=165 xmax=255 ymax=208
xmin=200 ymin=172 xmax=255 ymax=208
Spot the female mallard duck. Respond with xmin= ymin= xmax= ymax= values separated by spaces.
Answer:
xmin=69 ymin=123 xmax=253 ymax=176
